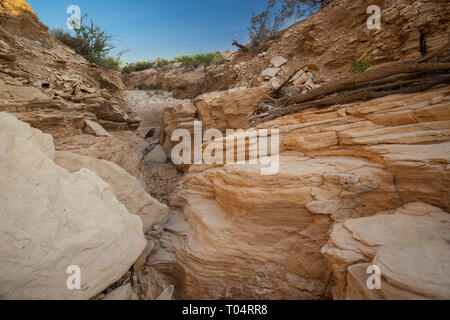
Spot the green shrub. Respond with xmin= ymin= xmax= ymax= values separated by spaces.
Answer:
xmin=175 ymin=54 xmax=199 ymax=71
xmin=351 ymin=58 xmax=374 ymax=73
xmin=121 ymin=59 xmax=172 ymax=74
xmin=122 ymin=61 xmax=154 ymax=74
xmin=154 ymin=58 xmax=171 ymax=70
xmin=175 ymin=52 xmax=225 ymax=72
xmin=50 ymin=16 xmax=123 ymax=71
xmin=94 ymin=56 xmax=122 ymax=71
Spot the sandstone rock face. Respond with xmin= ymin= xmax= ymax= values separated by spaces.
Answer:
xmin=161 ymin=102 xmax=198 ymax=153
xmin=154 ymin=85 xmax=450 ymax=299
xmin=194 ymin=87 xmax=267 ymax=132
xmin=322 ymin=203 xmax=450 ymax=300
xmin=0 ymin=113 xmax=146 ymax=300
xmin=102 ymin=283 xmax=134 ymax=300
xmin=83 ymin=120 xmax=112 ymax=137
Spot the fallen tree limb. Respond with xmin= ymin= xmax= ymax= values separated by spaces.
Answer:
xmin=250 ymin=74 xmax=450 ymax=126
xmin=232 ymin=40 xmax=248 ymax=52
xmin=278 ymin=62 xmax=450 ymax=108
xmin=274 ymin=68 xmax=302 ymax=97
xmin=250 ymin=43 xmax=450 ymax=126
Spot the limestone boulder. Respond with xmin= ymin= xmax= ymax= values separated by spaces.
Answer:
xmin=55 ymin=151 xmax=169 ymax=232
xmin=0 ymin=112 xmax=146 ymax=300
xmin=270 ymin=56 xmax=287 ymax=68
xmin=261 ymin=67 xmax=281 ymax=80
xmin=322 ymin=203 xmax=450 ymax=300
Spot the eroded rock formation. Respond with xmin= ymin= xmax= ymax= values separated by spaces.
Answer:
xmin=155 ymin=84 xmax=450 ymax=300
xmin=0 ymin=112 xmax=146 ymax=300
xmin=322 ymin=203 xmax=450 ymax=300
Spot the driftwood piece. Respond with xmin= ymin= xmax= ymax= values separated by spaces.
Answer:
xmin=250 ymin=72 xmax=450 ymax=126
xmin=274 ymin=68 xmax=303 ymax=97
xmin=278 ymin=62 xmax=450 ymax=108
xmin=249 ymin=41 xmax=450 ymax=126
xmin=232 ymin=40 xmax=248 ymax=52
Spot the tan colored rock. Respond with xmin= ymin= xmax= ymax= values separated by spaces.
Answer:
xmin=103 ymin=283 xmax=133 ymax=300
xmin=193 ymin=87 xmax=266 ymax=132
xmin=221 ymin=0 xmax=449 ymax=89
xmin=322 ymin=203 xmax=450 ymax=300
xmin=0 ymin=112 xmax=146 ymax=300
xmin=55 ymin=151 xmax=169 ymax=232
xmin=0 ymin=0 xmax=138 ymax=138
xmin=133 ymin=241 xmax=156 ymax=273
xmin=261 ymin=67 xmax=281 ymax=80
xmin=292 ymin=70 xmax=309 ymax=86
xmin=83 ymin=119 xmax=112 ymax=137
xmin=145 ymin=145 xmax=168 ymax=163
xmin=6 ymin=85 xmax=48 ymax=101
xmin=155 ymin=285 xmax=175 ymax=300
xmin=32 ymin=128 xmax=55 ymax=159
xmin=271 ymin=56 xmax=288 ymax=68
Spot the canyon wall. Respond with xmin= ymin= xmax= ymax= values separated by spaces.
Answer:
xmin=0 ymin=0 xmax=171 ymax=299
xmin=155 ymin=83 xmax=450 ymax=299
xmin=151 ymin=0 xmax=450 ymax=299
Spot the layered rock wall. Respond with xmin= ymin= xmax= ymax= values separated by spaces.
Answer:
xmin=155 ymin=85 xmax=450 ymax=299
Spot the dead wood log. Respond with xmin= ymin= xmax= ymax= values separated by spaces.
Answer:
xmin=278 ymin=62 xmax=450 ymax=108
xmin=232 ymin=40 xmax=248 ymax=52
xmin=250 ymin=74 xmax=450 ymax=126
xmin=274 ymin=68 xmax=303 ymax=97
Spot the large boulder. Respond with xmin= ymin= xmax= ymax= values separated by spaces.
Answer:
xmin=322 ymin=203 xmax=450 ymax=300
xmin=55 ymin=151 xmax=169 ymax=232
xmin=0 ymin=112 xmax=146 ymax=300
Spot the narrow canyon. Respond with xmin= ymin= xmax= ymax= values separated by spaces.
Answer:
xmin=0 ymin=0 xmax=449 ymax=300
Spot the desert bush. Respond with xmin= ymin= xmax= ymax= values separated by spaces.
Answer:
xmin=95 ymin=56 xmax=122 ymax=71
xmin=245 ymin=0 xmax=322 ymax=51
xmin=154 ymin=58 xmax=171 ymax=71
xmin=351 ymin=58 xmax=374 ymax=73
xmin=122 ymin=61 xmax=154 ymax=74
xmin=175 ymin=52 xmax=225 ymax=72
xmin=50 ymin=15 xmax=123 ymax=71
xmin=175 ymin=54 xmax=199 ymax=71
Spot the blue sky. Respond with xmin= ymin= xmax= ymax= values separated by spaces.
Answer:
xmin=27 ymin=0 xmax=268 ymax=63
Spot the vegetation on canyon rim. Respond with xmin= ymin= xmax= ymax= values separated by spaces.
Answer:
xmin=52 ymin=0 xmax=325 ymax=73
xmin=122 ymin=52 xmax=226 ymax=74
xmin=51 ymin=15 xmax=123 ymax=71
xmin=230 ymin=0 xmax=324 ymax=53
